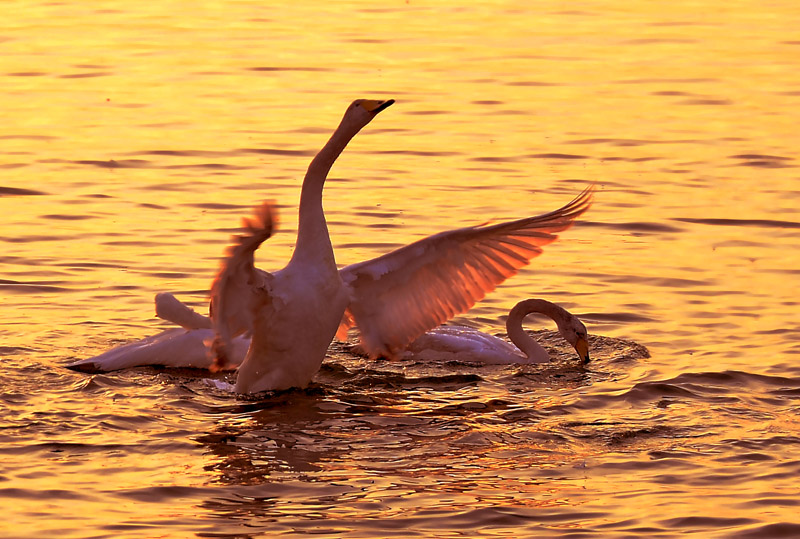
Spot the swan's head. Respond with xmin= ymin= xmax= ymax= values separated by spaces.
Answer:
xmin=343 ymin=98 xmax=395 ymax=128
xmin=558 ymin=314 xmax=590 ymax=365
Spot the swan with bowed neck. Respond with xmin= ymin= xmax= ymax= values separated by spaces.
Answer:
xmin=402 ymin=299 xmax=590 ymax=364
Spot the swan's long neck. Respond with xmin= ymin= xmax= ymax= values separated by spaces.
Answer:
xmin=505 ymin=299 xmax=568 ymax=362
xmin=292 ymin=114 xmax=363 ymax=265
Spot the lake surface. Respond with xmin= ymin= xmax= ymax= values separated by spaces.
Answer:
xmin=2 ymin=1 xmax=799 ymax=537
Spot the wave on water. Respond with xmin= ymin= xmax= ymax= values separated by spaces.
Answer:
xmin=674 ymin=217 xmax=800 ymax=229
xmin=0 ymin=186 xmax=48 ymax=196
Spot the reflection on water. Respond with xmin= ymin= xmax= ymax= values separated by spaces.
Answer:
xmin=191 ymin=336 xmax=646 ymax=535
xmin=3 ymin=0 xmax=800 ymax=537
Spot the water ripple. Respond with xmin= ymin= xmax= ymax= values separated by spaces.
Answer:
xmin=0 ymin=186 xmax=47 ymax=196
xmin=674 ymin=217 xmax=800 ymax=229
xmin=0 ymin=279 xmax=69 ymax=293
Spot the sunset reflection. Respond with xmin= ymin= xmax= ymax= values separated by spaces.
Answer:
xmin=3 ymin=0 xmax=800 ymax=537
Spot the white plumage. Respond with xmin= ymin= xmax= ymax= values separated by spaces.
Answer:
xmin=403 ymin=299 xmax=590 ymax=364
xmin=68 ymin=101 xmax=594 ymax=389
xmin=207 ymin=99 xmax=395 ymax=393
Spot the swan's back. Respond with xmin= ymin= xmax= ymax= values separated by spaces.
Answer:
xmin=403 ymin=325 xmax=522 ymax=364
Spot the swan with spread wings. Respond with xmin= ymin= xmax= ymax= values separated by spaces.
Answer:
xmin=69 ymin=185 xmax=592 ymax=377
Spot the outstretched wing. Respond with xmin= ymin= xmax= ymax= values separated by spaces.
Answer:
xmin=66 ymin=328 xmax=250 ymax=373
xmin=208 ymin=200 xmax=277 ymax=370
xmin=339 ymin=186 xmax=593 ymax=358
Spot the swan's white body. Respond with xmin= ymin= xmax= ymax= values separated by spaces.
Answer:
xmin=208 ymin=99 xmax=394 ymax=393
xmin=403 ymin=299 xmax=590 ymax=364
xmin=403 ymin=326 xmax=522 ymax=364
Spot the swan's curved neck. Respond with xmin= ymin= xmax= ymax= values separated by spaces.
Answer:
xmin=505 ymin=299 xmax=567 ymax=362
xmin=292 ymin=114 xmax=364 ymax=265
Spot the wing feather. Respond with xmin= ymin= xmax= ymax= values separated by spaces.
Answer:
xmin=155 ymin=292 xmax=212 ymax=329
xmin=340 ymin=186 xmax=593 ymax=357
xmin=208 ymin=200 xmax=277 ymax=370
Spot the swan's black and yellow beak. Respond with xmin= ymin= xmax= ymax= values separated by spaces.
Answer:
xmin=361 ymin=99 xmax=394 ymax=114
xmin=575 ymin=337 xmax=590 ymax=365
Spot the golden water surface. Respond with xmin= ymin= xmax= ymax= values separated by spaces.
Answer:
xmin=2 ymin=1 xmax=799 ymax=537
